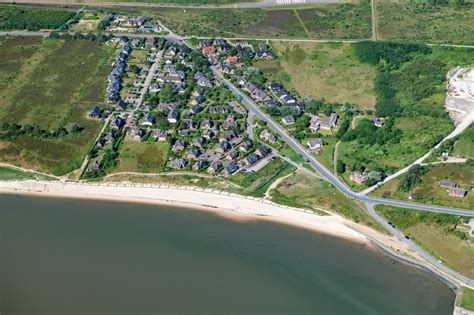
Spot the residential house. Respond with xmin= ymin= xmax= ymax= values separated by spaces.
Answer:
xmin=187 ymin=147 xmax=202 ymax=159
xmin=222 ymin=163 xmax=238 ymax=177
xmin=88 ymin=106 xmax=103 ymax=119
xmin=190 ymin=105 xmax=202 ymax=115
xmin=167 ymin=110 xmax=179 ymax=123
xmin=226 ymin=55 xmax=238 ymax=64
xmin=282 ymin=115 xmax=295 ymax=125
xmin=182 ymin=119 xmax=194 ymax=130
xmin=244 ymin=153 xmax=259 ymax=166
xmin=239 ymin=141 xmax=252 ymax=152
xmin=350 ymin=172 xmax=368 ymax=185
xmin=171 ymin=158 xmax=187 ymax=169
xmin=111 ymin=116 xmax=125 ymax=129
xmin=201 ymin=120 xmax=213 ymax=129
xmin=216 ymin=141 xmax=232 ymax=153
xmin=307 ymin=138 xmax=324 ymax=150
xmin=229 ymin=101 xmax=246 ymax=115
xmin=437 ymin=180 xmax=457 ymax=189
xmin=244 ymin=82 xmax=257 ymax=94
xmin=172 ymin=140 xmax=186 ymax=152
xmin=329 ymin=113 xmax=339 ymax=127
xmin=192 ymin=160 xmax=208 ymax=171
xmin=126 ymin=127 xmax=146 ymax=141
xmin=448 ymin=188 xmax=466 ymax=198
xmin=373 ymin=117 xmax=384 ymax=128
xmin=151 ymin=129 xmax=168 ymax=141
xmin=226 ymin=151 xmax=239 ymax=161
xmin=203 ymin=129 xmax=216 ymax=140
xmin=208 ymin=105 xmax=230 ymax=114
xmin=142 ymin=113 xmax=156 ymax=126
xmin=192 ymin=137 xmax=206 ymax=148
xmin=207 ymin=161 xmax=222 ymax=174
xmin=115 ymin=100 xmax=127 ymax=111
xmin=259 ymin=130 xmax=276 ymax=144
xmin=218 ymin=64 xmax=234 ymax=75
xmin=223 ymin=115 xmax=238 ymax=130
xmin=255 ymin=145 xmax=271 ymax=158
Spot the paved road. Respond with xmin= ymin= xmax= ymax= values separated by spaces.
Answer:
xmin=0 ymin=0 xmax=348 ymax=9
xmin=211 ymin=66 xmax=473 ymax=216
xmin=366 ymin=203 xmax=474 ymax=287
xmin=133 ymin=49 xmax=163 ymax=111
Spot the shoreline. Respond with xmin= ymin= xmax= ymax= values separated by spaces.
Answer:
xmin=0 ymin=179 xmax=463 ymax=290
xmin=0 ymin=180 xmax=367 ymax=243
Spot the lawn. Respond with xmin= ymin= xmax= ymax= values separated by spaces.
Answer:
xmin=228 ymin=158 xmax=296 ymax=197
xmin=458 ymin=287 xmax=474 ymax=311
xmin=372 ymin=163 xmax=474 ymax=210
xmin=0 ymin=37 xmax=115 ymax=175
xmin=130 ymin=2 xmax=371 ymax=39
xmin=265 ymin=42 xmax=376 ymax=110
xmin=376 ymin=0 xmax=474 ymax=44
xmin=270 ymin=170 xmax=384 ymax=230
xmin=375 ymin=205 xmax=474 ymax=278
xmin=111 ymin=140 xmax=170 ymax=174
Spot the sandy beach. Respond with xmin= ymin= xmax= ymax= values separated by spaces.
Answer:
xmin=0 ymin=180 xmax=434 ymax=260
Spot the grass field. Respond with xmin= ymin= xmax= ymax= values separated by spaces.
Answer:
xmin=453 ymin=124 xmax=474 ymax=159
xmin=228 ymin=158 xmax=296 ymax=197
xmin=0 ymin=5 xmax=75 ymax=31
xmin=0 ymin=166 xmax=35 ymax=180
xmin=458 ymin=287 xmax=474 ymax=311
xmin=270 ymin=171 xmax=384 ymax=231
xmin=0 ymin=37 xmax=115 ymax=175
xmin=371 ymin=163 xmax=474 ymax=210
xmin=375 ymin=205 xmax=474 ymax=278
xmin=130 ymin=2 xmax=370 ymax=39
xmin=376 ymin=0 xmax=474 ymax=44
xmin=111 ymin=140 xmax=170 ymax=174
xmin=260 ymin=42 xmax=376 ymax=109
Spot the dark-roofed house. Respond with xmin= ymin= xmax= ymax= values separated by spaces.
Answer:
xmin=244 ymin=153 xmax=259 ymax=166
xmin=192 ymin=137 xmax=206 ymax=148
xmin=203 ymin=129 xmax=216 ymax=140
xmin=207 ymin=161 xmax=222 ymax=174
xmin=111 ymin=116 xmax=125 ymax=129
xmin=151 ymin=129 xmax=168 ymax=141
xmin=171 ymin=158 xmax=187 ymax=169
xmin=239 ymin=141 xmax=252 ymax=152
xmin=192 ymin=160 xmax=208 ymax=171
xmin=222 ymin=163 xmax=238 ymax=177
xmin=172 ymin=140 xmax=186 ymax=152
xmin=244 ymin=82 xmax=257 ymax=94
xmin=167 ymin=110 xmax=179 ymax=123
xmin=226 ymin=151 xmax=239 ymax=161
xmin=201 ymin=119 xmax=213 ymax=129
xmin=216 ymin=141 xmax=231 ymax=153
xmin=142 ymin=113 xmax=156 ymax=126
xmin=255 ymin=145 xmax=270 ymax=158
xmin=116 ymin=100 xmax=127 ymax=111
xmin=88 ymin=106 xmax=103 ymax=119
xmin=187 ymin=147 xmax=202 ymax=159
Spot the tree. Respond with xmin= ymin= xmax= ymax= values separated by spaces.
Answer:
xmin=336 ymin=160 xmax=346 ymax=174
xmin=398 ymin=165 xmax=428 ymax=192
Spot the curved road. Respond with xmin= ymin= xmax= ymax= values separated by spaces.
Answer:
xmin=212 ymin=67 xmax=473 ymax=216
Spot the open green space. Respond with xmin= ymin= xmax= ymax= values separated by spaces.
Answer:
xmin=127 ymin=2 xmax=370 ymax=39
xmin=270 ymin=170 xmax=384 ymax=231
xmin=458 ymin=287 xmax=474 ymax=311
xmin=337 ymin=43 xmax=474 ymax=178
xmin=371 ymin=163 xmax=474 ymax=210
xmin=259 ymin=42 xmax=376 ymax=109
xmin=453 ymin=124 xmax=474 ymax=160
xmin=0 ymin=5 xmax=75 ymax=31
xmin=228 ymin=158 xmax=296 ymax=197
xmin=0 ymin=37 xmax=115 ymax=175
xmin=375 ymin=205 xmax=474 ymax=278
xmin=0 ymin=166 xmax=35 ymax=180
xmin=111 ymin=141 xmax=170 ymax=174
xmin=377 ymin=0 xmax=474 ymax=44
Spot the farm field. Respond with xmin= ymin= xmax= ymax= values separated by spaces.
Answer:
xmin=375 ymin=205 xmax=474 ymax=278
xmin=259 ymin=41 xmax=376 ymax=110
xmin=371 ymin=163 xmax=474 ymax=210
xmin=110 ymin=141 xmax=170 ymax=174
xmin=130 ymin=2 xmax=370 ymax=39
xmin=376 ymin=0 xmax=474 ymax=44
xmin=270 ymin=171 xmax=384 ymax=230
xmin=0 ymin=37 xmax=115 ymax=175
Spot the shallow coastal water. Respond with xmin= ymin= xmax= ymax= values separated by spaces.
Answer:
xmin=0 ymin=194 xmax=455 ymax=314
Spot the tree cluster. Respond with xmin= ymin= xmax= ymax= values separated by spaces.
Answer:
xmin=0 ymin=8 xmax=74 ymax=31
